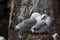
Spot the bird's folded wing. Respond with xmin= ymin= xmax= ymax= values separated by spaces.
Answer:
xmin=15 ymin=18 xmax=36 ymax=30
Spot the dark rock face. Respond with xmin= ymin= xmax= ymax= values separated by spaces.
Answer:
xmin=0 ymin=0 xmax=10 ymax=40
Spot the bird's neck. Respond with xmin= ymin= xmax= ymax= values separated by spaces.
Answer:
xmin=35 ymin=16 xmax=42 ymax=23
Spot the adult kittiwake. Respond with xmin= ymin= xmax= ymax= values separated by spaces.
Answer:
xmin=14 ymin=12 xmax=41 ymax=30
xmin=31 ymin=14 xmax=52 ymax=33
xmin=14 ymin=12 xmax=42 ymax=38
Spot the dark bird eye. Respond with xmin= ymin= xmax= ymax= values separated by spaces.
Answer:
xmin=41 ymin=16 xmax=46 ymax=20
xmin=34 ymin=28 xmax=40 ymax=30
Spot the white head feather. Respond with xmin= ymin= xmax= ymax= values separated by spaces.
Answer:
xmin=31 ymin=12 xmax=41 ymax=19
xmin=41 ymin=14 xmax=52 ymax=26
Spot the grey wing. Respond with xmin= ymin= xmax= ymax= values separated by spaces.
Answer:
xmin=23 ymin=18 xmax=36 ymax=29
xmin=16 ymin=19 xmax=36 ymax=37
xmin=14 ymin=18 xmax=36 ymax=30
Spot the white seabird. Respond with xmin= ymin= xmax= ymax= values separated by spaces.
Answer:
xmin=31 ymin=14 xmax=52 ymax=33
xmin=14 ymin=12 xmax=41 ymax=30
xmin=14 ymin=12 xmax=41 ymax=38
xmin=0 ymin=36 xmax=6 ymax=40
